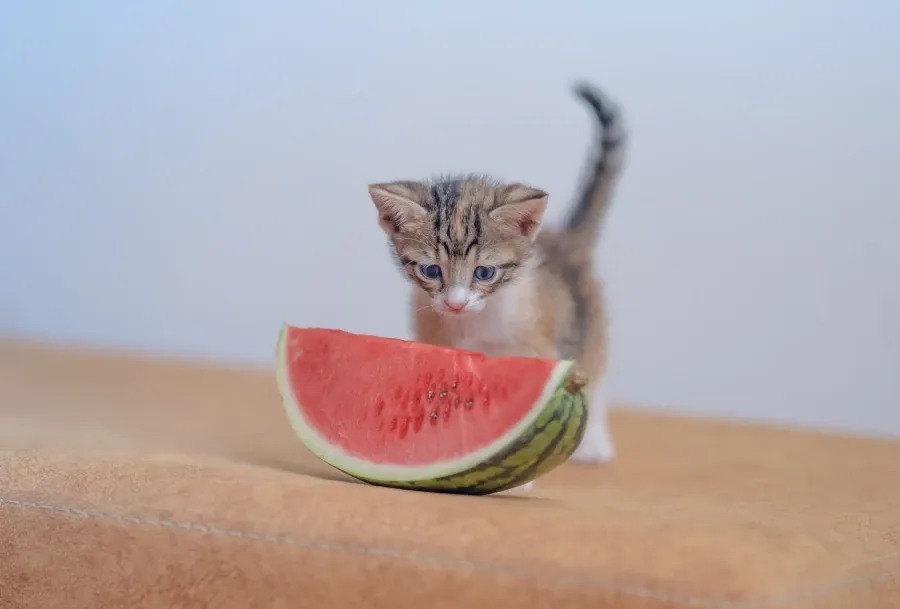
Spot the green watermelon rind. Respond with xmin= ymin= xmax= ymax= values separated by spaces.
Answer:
xmin=275 ymin=323 xmax=579 ymax=485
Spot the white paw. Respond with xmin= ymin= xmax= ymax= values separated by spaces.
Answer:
xmin=569 ymin=387 xmax=615 ymax=464
xmin=511 ymin=480 xmax=536 ymax=492
xmin=569 ymin=420 xmax=615 ymax=464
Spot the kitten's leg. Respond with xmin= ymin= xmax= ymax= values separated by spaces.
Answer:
xmin=569 ymin=381 xmax=615 ymax=463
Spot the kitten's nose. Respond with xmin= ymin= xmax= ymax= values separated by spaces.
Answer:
xmin=444 ymin=286 xmax=468 ymax=312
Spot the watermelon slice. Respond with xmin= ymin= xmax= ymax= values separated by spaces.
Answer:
xmin=275 ymin=324 xmax=588 ymax=495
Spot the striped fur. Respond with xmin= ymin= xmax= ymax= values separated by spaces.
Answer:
xmin=368 ymin=81 xmax=626 ymax=471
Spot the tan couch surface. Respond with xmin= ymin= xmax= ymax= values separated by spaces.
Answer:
xmin=1 ymin=338 xmax=899 ymax=608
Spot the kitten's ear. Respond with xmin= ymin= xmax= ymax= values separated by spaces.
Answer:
xmin=368 ymin=182 xmax=428 ymax=235
xmin=489 ymin=184 xmax=548 ymax=238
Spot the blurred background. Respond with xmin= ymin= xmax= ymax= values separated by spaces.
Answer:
xmin=1 ymin=0 xmax=898 ymax=437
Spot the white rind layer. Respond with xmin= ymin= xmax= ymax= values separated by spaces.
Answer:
xmin=275 ymin=323 xmax=575 ymax=482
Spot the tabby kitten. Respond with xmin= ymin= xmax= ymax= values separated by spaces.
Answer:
xmin=368 ymin=82 xmax=626 ymax=471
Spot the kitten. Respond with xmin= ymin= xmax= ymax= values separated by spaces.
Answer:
xmin=367 ymin=82 xmax=626 ymax=483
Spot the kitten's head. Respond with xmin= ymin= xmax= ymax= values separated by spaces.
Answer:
xmin=368 ymin=175 xmax=548 ymax=316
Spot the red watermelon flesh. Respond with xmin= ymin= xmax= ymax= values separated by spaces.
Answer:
xmin=277 ymin=326 xmax=568 ymax=469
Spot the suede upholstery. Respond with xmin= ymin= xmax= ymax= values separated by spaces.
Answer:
xmin=1 ymin=338 xmax=899 ymax=608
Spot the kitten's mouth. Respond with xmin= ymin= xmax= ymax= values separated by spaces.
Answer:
xmin=441 ymin=307 xmax=467 ymax=316
xmin=437 ymin=304 xmax=474 ymax=317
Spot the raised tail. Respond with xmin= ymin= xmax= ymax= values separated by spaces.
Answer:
xmin=562 ymin=82 xmax=627 ymax=250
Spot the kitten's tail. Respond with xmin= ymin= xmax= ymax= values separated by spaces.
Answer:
xmin=562 ymin=82 xmax=627 ymax=251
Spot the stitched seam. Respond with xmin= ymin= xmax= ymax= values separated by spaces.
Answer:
xmin=1 ymin=496 xmax=897 ymax=609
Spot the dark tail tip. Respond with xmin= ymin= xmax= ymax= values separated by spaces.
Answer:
xmin=572 ymin=81 xmax=617 ymax=128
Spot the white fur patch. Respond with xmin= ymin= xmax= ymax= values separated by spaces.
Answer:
xmin=444 ymin=274 xmax=532 ymax=352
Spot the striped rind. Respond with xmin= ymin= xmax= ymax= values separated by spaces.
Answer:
xmin=356 ymin=385 xmax=587 ymax=495
xmin=276 ymin=323 xmax=586 ymax=494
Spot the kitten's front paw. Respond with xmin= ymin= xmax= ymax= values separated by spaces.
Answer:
xmin=510 ymin=481 xmax=536 ymax=492
xmin=569 ymin=419 xmax=616 ymax=464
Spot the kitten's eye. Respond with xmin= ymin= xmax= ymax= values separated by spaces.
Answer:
xmin=473 ymin=265 xmax=496 ymax=282
xmin=419 ymin=264 xmax=442 ymax=281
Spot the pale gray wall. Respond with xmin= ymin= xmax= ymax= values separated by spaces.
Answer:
xmin=2 ymin=0 xmax=898 ymax=436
